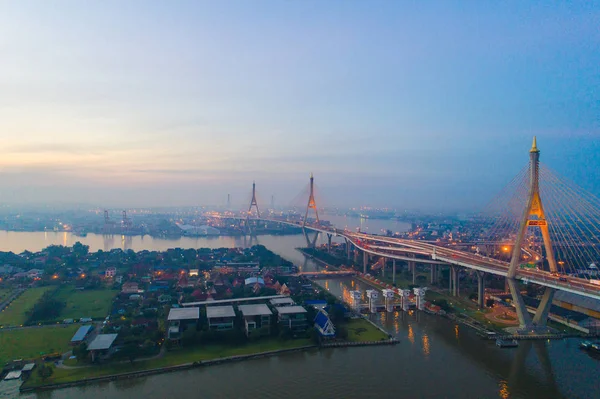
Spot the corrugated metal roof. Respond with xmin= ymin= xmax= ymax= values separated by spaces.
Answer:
xmin=71 ymin=325 xmax=94 ymax=342
xmin=87 ymin=334 xmax=118 ymax=350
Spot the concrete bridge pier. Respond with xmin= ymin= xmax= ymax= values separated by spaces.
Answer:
xmin=450 ymin=266 xmax=460 ymax=297
xmin=392 ymin=259 xmax=396 ymax=285
xmin=363 ymin=251 xmax=368 ymax=274
xmin=532 ymin=287 xmax=556 ymax=327
xmin=430 ymin=264 xmax=437 ymax=285
xmin=353 ymin=245 xmax=359 ymax=263
xmin=381 ymin=257 xmax=386 ymax=278
xmin=345 ymin=239 xmax=351 ymax=260
xmin=410 ymin=260 xmax=416 ymax=284
xmin=327 ymin=233 xmax=332 ymax=253
xmin=476 ymin=271 xmax=485 ymax=308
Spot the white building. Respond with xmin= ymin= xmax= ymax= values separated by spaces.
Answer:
xmin=177 ymin=224 xmax=220 ymax=236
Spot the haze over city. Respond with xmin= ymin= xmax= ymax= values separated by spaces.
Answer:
xmin=0 ymin=1 xmax=598 ymax=211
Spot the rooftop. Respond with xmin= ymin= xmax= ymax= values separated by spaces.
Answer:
xmin=238 ymin=304 xmax=272 ymax=317
xmin=275 ymin=306 xmax=307 ymax=315
xmin=87 ymin=334 xmax=118 ymax=351
xmin=206 ymin=305 xmax=236 ymax=319
xmin=168 ymin=307 xmax=200 ymax=321
xmin=269 ymin=297 xmax=295 ymax=306
xmin=71 ymin=325 xmax=94 ymax=342
xmin=182 ymin=295 xmax=286 ymax=307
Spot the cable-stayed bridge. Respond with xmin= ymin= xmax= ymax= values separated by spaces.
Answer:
xmin=220 ymin=138 xmax=600 ymax=333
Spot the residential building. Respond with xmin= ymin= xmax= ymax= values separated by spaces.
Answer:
xmin=238 ymin=304 xmax=272 ymax=337
xmin=167 ymin=307 xmax=200 ymax=340
xmin=206 ymin=305 xmax=236 ymax=331
xmin=121 ymin=282 xmax=140 ymax=294
xmin=275 ymin=306 xmax=308 ymax=334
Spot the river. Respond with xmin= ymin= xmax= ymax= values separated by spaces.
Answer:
xmin=0 ymin=228 xmax=597 ymax=399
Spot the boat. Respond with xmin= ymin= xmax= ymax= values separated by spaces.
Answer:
xmin=580 ymin=340 xmax=593 ymax=350
xmin=580 ymin=340 xmax=600 ymax=353
xmin=496 ymin=339 xmax=519 ymax=348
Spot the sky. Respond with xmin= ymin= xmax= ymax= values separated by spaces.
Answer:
xmin=0 ymin=1 xmax=598 ymax=211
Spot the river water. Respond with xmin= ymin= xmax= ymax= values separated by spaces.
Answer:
xmin=0 ymin=227 xmax=597 ymax=399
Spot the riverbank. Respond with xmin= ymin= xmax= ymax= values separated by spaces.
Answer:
xmin=22 ymin=326 xmax=396 ymax=393
xmin=22 ymin=344 xmax=318 ymax=393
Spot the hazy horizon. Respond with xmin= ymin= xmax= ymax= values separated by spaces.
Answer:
xmin=1 ymin=2 xmax=598 ymax=212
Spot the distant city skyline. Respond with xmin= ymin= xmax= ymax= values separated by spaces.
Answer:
xmin=0 ymin=2 xmax=598 ymax=211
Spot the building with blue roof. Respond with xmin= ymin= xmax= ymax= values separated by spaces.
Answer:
xmin=314 ymin=309 xmax=335 ymax=338
xmin=70 ymin=325 xmax=94 ymax=345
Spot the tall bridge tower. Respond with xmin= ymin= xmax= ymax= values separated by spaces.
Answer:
xmin=507 ymin=137 xmax=558 ymax=331
xmin=248 ymin=181 xmax=261 ymax=218
xmin=244 ymin=181 xmax=261 ymax=235
xmin=303 ymin=173 xmax=319 ymax=227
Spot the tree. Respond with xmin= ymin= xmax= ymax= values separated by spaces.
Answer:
xmin=37 ymin=363 xmax=54 ymax=381
xmin=119 ymin=343 xmax=141 ymax=364
xmin=336 ymin=325 xmax=348 ymax=340
xmin=73 ymin=241 xmax=89 ymax=257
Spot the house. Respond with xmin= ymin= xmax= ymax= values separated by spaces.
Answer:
xmin=87 ymin=334 xmax=118 ymax=362
xmin=238 ymin=304 xmax=272 ymax=337
xmin=167 ymin=307 xmax=200 ymax=340
xmin=278 ymin=283 xmax=291 ymax=296
xmin=105 ymin=267 xmax=117 ymax=278
xmin=149 ymin=280 xmax=170 ymax=292
xmin=27 ymin=269 xmax=45 ymax=279
xmin=206 ymin=305 xmax=236 ymax=331
xmin=314 ymin=309 xmax=335 ymax=338
xmin=275 ymin=306 xmax=308 ymax=334
xmin=121 ymin=282 xmax=140 ymax=294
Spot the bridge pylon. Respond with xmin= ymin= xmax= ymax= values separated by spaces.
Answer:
xmin=303 ymin=173 xmax=319 ymax=227
xmin=244 ymin=181 xmax=261 ymax=235
xmin=507 ymin=137 xmax=558 ymax=331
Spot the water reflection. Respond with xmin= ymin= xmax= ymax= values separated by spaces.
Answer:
xmin=499 ymin=380 xmax=510 ymax=399
xmin=407 ymin=324 xmax=415 ymax=345
xmin=455 ymin=324 xmax=459 ymax=340
xmin=422 ymin=334 xmax=430 ymax=357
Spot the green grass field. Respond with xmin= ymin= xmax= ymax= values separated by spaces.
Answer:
xmin=25 ymin=338 xmax=313 ymax=387
xmin=54 ymin=287 xmax=116 ymax=320
xmin=345 ymin=318 xmax=389 ymax=342
xmin=0 ymin=325 xmax=78 ymax=365
xmin=0 ymin=287 xmax=55 ymax=327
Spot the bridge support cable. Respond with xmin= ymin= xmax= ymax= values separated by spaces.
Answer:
xmin=479 ymin=165 xmax=529 ymax=245
xmin=539 ymin=165 xmax=600 ymax=280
